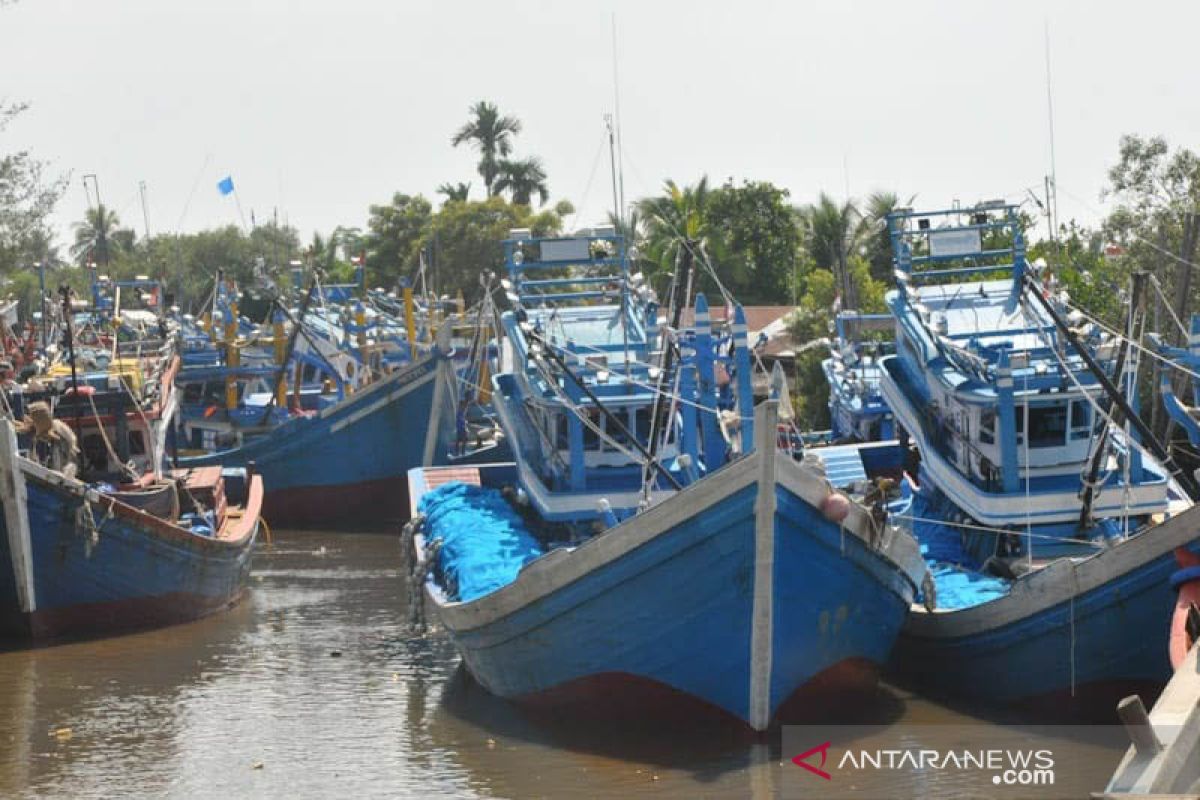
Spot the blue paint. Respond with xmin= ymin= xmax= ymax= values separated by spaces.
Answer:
xmin=179 ymin=354 xmax=443 ymax=522
xmin=0 ymin=475 xmax=256 ymax=640
xmin=417 ymin=463 xmax=918 ymax=728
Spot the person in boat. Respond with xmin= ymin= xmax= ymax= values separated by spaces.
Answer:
xmin=21 ymin=400 xmax=79 ymax=478
xmin=0 ymin=359 xmax=24 ymax=418
xmin=455 ymin=399 xmax=469 ymax=456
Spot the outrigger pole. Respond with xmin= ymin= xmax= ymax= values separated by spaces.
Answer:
xmin=1023 ymin=274 xmax=1200 ymax=501
xmin=1078 ymin=271 xmax=1146 ymax=529
xmin=646 ymin=242 xmax=693 ymax=460
xmin=256 ymin=277 xmax=318 ymax=426
xmin=526 ymin=328 xmax=683 ymax=491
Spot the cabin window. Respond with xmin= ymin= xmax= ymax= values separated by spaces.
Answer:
xmin=582 ymin=409 xmax=600 ymax=450
xmin=182 ymin=383 xmax=204 ymax=404
xmin=633 ymin=408 xmax=651 ymax=441
xmin=1069 ymin=399 xmax=1091 ymax=441
xmin=554 ymin=415 xmax=568 ymax=449
xmin=979 ymin=409 xmax=996 ymax=445
xmin=1027 ymin=403 xmax=1067 ymax=448
xmin=128 ymin=431 xmax=146 ymax=456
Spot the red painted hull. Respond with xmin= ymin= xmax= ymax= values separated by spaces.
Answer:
xmin=263 ymin=477 xmax=412 ymax=530
xmin=1 ymin=588 xmax=249 ymax=643
xmin=509 ymin=658 xmax=883 ymax=732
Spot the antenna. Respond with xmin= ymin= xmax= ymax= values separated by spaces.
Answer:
xmin=1044 ymin=19 xmax=1059 ymax=243
xmin=611 ymin=13 xmax=625 ymax=224
xmin=139 ymin=180 xmax=152 ymax=238
xmin=605 ymin=114 xmax=620 ymax=227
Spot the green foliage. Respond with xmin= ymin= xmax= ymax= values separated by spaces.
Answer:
xmin=704 ymin=179 xmax=801 ymax=304
xmin=494 ymin=157 xmax=549 ymax=207
xmin=451 ymin=101 xmax=522 ymax=197
xmin=1029 ymin=221 xmax=1122 ymax=327
xmin=421 ymin=196 xmax=561 ymax=301
xmin=71 ymin=204 xmax=134 ymax=266
xmin=0 ymin=101 xmax=66 ymax=274
xmin=437 ymin=182 xmax=471 ymax=203
xmin=101 ymin=222 xmax=301 ymax=314
xmin=364 ymin=193 xmax=433 ymax=287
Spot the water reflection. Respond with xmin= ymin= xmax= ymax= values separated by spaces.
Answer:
xmin=0 ymin=531 xmax=1129 ymax=799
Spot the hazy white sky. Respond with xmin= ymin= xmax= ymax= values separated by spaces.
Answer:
xmin=3 ymin=0 xmax=1197 ymax=247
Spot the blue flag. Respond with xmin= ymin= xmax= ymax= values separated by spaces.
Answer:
xmin=217 ymin=176 xmax=234 ymax=196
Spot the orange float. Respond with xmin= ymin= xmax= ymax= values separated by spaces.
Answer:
xmin=1168 ymin=546 xmax=1200 ymax=669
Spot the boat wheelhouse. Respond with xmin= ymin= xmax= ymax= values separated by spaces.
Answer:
xmin=824 ymin=311 xmax=895 ymax=443
xmin=879 ymin=203 xmax=1183 ymax=555
xmin=878 ymin=202 xmax=1200 ymax=705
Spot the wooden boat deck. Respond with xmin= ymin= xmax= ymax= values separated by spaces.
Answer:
xmin=423 ymin=466 xmax=481 ymax=491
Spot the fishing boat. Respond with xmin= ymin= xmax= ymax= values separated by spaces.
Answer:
xmin=876 ymin=203 xmax=1200 ymax=705
xmin=404 ymin=227 xmax=927 ymax=731
xmin=0 ymin=291 xmax=263 ymax=642
xmin=173 ymin=271 xmax=467 ymax=528
xmin=823 ymin=311 xmax=895 ymax=443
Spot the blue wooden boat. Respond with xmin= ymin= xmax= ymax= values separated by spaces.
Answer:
xmin=178 ymin=346 xmax=454 ymax=528
xmin=876 ymin=203 xmax=1200 ymax=705
xmin=0 ymin=444 xmax=262 ymax=640
xmin=823 ymin=311 xmax=896 ymax=443
xmin=404 ymin=227 xmax=927 ymax=730
xmin=0 ymin=335 xmax=263 ymax=641
xmin=171 ymin=268 xmax=509 ymax=527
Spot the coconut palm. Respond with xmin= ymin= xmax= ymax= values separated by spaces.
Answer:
xmin=494 ymin=157 xmax=549 ymax=207
xmin=802 ymin=193 xmax=861 ymax=309
xmin=437 ymin=182 xmax=471 ymax=203
xmin=451 ymin=101 xmax=522 ymax=197
xmin=71 ymin=203 xmax=123 ymax=266
xmin=635 ymin=177 xmax=725 ymax=295
xmin=857 ymin=191 xmax=912 ymax=282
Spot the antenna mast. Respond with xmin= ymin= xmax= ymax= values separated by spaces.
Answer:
xmin=611 ymin=13 xmax=626 ymax=225
xmin=1044 ymin=20 xmax=1059 ymax=244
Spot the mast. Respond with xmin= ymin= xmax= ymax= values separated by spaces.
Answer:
xmin=1077 ymin=271 xmax=1145 ymax=529
xmin=1044 ymin=20 xmax=1059 ymax=247
xmin=610 ymin=12 xmax=625 ymax=221
xmin=1023 ymin=273 xmax=1200 ymax=500
xmin=58 ymin=286 xmax=80 ymax=422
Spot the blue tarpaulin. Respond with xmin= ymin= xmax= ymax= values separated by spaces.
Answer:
xmin=419 ymin=481 xmax=544 ymax=603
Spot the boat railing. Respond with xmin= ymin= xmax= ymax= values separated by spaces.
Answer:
xmin=888 ymin=202 xmax=1025 ymax=287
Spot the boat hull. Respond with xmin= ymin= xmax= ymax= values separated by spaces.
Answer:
xmin=0 ymin=467 xmax=259 ymax=642
xmin=892 ymin=505 xmax=1200 ymax=706
xmin=179 ymin=354 xmax=447 ymax=528
xmin=417 ymin=406 xmax=925 ymax=730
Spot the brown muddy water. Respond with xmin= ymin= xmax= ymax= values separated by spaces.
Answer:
xmin=0 ymin=531 xmax=1132 ymax=799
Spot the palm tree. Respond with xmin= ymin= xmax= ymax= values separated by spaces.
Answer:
xmin=71 ymin=203 xmax=122 ymax=266
xmin=857 ymin=191 xmax=911 ymax=282
xmin=437 ymin=182 xmax=471 ymax=203
xmin=494 ymin=157 xmax=549 ymax=206
xmin=451 ymin=101 xmax=522 ymax=197
xmin=803 ymin=193 xmax=861 ymax=309
xmin=635 ymin=177 xmax=723 ymax=294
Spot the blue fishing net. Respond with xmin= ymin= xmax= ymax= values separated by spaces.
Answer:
xmin=910 ymin=490 xmax=1010 ymax=610
xmin=419 ymin=481 xmax=544 ymax=603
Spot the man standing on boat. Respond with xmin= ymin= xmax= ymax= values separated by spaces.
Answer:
xmin=21 ymin=400 xmax=79 ymax=478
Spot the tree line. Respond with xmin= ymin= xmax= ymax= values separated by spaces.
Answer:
xmin=2 ymin=95 xmax=1198 ymax=433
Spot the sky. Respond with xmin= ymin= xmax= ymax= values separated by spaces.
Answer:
xmin=2 ymin=0 xmax=1198 ymax=249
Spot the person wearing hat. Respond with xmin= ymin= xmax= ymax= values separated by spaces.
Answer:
xmin=21 ymin=401 xmax=79 ymax=478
